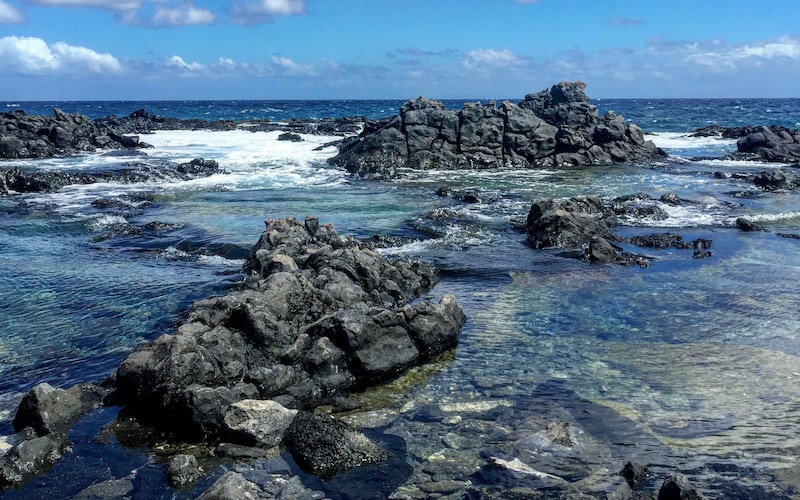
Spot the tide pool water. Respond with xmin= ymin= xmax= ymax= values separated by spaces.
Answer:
xmin=0 ymin=99 xmax=799 ymax=498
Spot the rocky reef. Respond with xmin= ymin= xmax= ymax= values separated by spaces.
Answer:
xmin=329 ymin=81 xmax=666 ymax=179
xmin=0 ymin=157 xmax=222 ymax=195
xmin=115 ymin=216 xmax=465 ymax=439
xmin=2 ymin=216 xmax=466 ymax=490
xmin=693 ymin=124 xmax=800 ymax=164
xmin=525 ymin=195 xmax=712 ymax=265
xmin=0 ymin=107 xmax=364 ymax=160
xmin=0 ymin=108 xmax=151 ymax=159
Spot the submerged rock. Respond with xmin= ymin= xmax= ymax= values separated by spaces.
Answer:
xmin=658 ymin=473 xmax=703 ymax=499
xmin=283 ymin=411 xmax=390 ymax=479
xmin=197 ymin=471 xmax=262 ymax=500
xmin=330 ymin=82 xmax=665 ymax=179
xmin=0 ymin=432 xmax=70 ymax=489
xmin=166 ymin=454 xmax=203 ymax=489
xmin=115 ymin=216 xmax=466 ymax=441
xmin=752 ymin=169 xmax=800 ymax=191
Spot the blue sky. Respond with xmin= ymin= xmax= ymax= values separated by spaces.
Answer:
xmin=0 ymin=0 xmax=797 ymax=100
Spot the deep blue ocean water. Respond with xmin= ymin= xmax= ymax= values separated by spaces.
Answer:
xmin=0 ymin=98 xmax=799 ymax=498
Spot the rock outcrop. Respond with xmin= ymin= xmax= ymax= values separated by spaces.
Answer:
xmin=525 ymin=196 xmax=712 ymax=265
xmin=330 ymin=82 xmax=665 ymax=178
xmin=0 ymin=108 xmax=150 ymax=159
xmin=0 ymin=158 xmax=222 ymax=195
xmin=115 ymin=216 xmax=466 ymax=440
xmin=693 ymin=124 xmax=800 ymax=164
xmin=95 ymin=109 xmax=364 ymax=137
xmin=0 ymin=108 xmax=364 ymax=161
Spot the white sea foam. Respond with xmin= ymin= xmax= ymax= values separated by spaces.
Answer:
xmin=745 ymin=211 xmax=800 ymax=223
xmin=16 ymin=129 xmax=349 ymax=211
xmin=648 ymin=132 xmax=737 ymax=151
xmin=87 ymin=214 xmax=128 ymax=230
xmin=377 ymin=225 xmax=495 ymax=255
xmin=197 ymin=255 xmax=246 ymax=267
xmin=695 ymin=158 xmax=792 ymax=169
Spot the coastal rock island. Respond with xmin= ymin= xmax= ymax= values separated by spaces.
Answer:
xmin=329 ymin=81 xmax=666 ymax=178
xmin=116 ymin=216 xmax=466 ymax=439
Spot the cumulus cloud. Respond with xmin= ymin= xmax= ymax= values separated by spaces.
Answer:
xmin=229 ymin=0 xmax=306 ymax=24
xmin=0 ymin=1 xmax=24 ymax=23
xmin=685 ymin=36 xmax=800 ymax=70
xmin=464 ymin=49 xmax=522 ymax=67
xmin=151 ymin=3 xmax=216 ymax=26
xmin=0 ymin=35 xmax=122 ymax=74
xmin=270 ymin=54 xmax=316 ymax=75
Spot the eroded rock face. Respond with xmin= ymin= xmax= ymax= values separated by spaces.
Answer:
xmin=115 ymin=216 xmax=466 ymax=440
xmin=0 ymin=108 xmax=149 ymax=159
xmin=330 ymin=82 xmax=665 ymax=178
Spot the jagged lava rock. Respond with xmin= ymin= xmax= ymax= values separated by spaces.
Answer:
xmin=330 ymin=81 xmax=665 ymax=178
xmin=115 ymin=216 xmax=466 ymax=440
xmin=0 ymin=108 xmax=149 ymax=159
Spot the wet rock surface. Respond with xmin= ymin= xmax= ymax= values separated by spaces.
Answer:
xmin=0 ymin=157 xmax=223 ymax=195
xmin=330 ymin=81 xmax=665 ymax=179
xmin=115 ymin=216 xmax=466 ymax=439
xmin=0 ymin=108 xmax=152 ymax=159
xmin=525 ymin=195 xmax=712 ymax=266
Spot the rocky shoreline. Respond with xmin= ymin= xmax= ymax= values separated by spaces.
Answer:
xmin=3 ymin=85 xmax=799 ymax=498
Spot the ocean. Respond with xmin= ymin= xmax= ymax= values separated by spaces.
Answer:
xmin=1 ymin=98 xmax=799 ymax=498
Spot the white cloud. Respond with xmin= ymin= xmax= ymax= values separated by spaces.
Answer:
xmin=25 ymin=0 xmax=141 ymax=11
xmin=0 ymin=35 xmax=122 ymax=74
xmin=0 ymin=1 xmax=24 ymax=23
xmin=167 ymin=55 xmax=205 ymax=72
xmin=229 ymin=0 xmax=306 ymax=24
xmin=151 ymin=3 xmax=216 ymax=26
xmin=686 ymin=36 xmax=800 ymax=71
xmin=270 ymin=54 xmax=315 ymax=75
xmin=464 ymin=49 xmax=521 ymax=66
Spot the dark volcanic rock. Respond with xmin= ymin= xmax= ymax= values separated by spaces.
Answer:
xmin=0 ymin=157 xmax=225 ymax=195
xmin=625 ymin=233 xmax=712 ymax=250
xmin=166 ymin=454 xmax=203 ymax=489
xmin=283 ymin=411 xmax=390 ymax=479
xmin=115 ymin=216 xmax=466 ymax=440
xmin=752 ymin=169 xmax=800 ymax=191
xmin=735 ymin=217 xmax=767 ymax=232
xmin=526 ymin=196 xmax=616 ymax=249
xmin=196 ymin=471 xmax=262 ymax=500
xmin=0 ymin=108 xmax=149 ymax=158
xmin=658 ymin=473 xmax=703 ymax=499
xmin=12 ymin=383 xmax=83 ymax=436
xmin=736 ymin=125 xmax=800 ymax=163
xmin=0 ymin=432 xmax=70 ymax=489
xmin=621 ymin=461 xmax=649 ymax=489
xmin=278 ymin=132 xmax=303 ymax=142
xmin=330 ymin=81 xmax=665 ymax=178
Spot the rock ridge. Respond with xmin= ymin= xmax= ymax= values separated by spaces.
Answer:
xmin=330 ymin=81 xmax=666 ymax=179
xmin=114 ymin=216 xmax=466 ymax=440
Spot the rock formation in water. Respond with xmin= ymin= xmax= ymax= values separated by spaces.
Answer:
xmin=0 ymin=108 xmax=364 ymax=160
xmin=0 ymin=108 xmax=150 ymax=159
xmin=693 ymin=124 xmax=800 ymax=164
xmin=115 ymin=216 xmax=466 ymax=440
xmin=0 ymin=158 xmax=222 ymax=195
xmin=329 ymin=81 xmax=666 ymax=179
xmin=525 ymin=195 xmax=713 ymax=265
